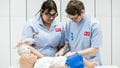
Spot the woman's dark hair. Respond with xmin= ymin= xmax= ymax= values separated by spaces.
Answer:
xmin=66 ymin=0 xmax=85 ymax=16
xmin=36 ymin=0 xmax=58 ymax=16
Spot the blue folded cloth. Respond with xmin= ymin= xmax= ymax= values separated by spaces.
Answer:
xmin=65 ymin=54 xmax=84 ymax=68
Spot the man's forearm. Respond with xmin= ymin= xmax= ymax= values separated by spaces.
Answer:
xmin=76 ymin=48 xmax=98 ymax=57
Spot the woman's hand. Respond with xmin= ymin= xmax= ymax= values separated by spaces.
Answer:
xmin=16 ymin=40 xmax=22 ymax=47
xmin=55 ymin=49 xmax=64 ymax=56
xmin=56 ymin=44 xmax=70 ymax=56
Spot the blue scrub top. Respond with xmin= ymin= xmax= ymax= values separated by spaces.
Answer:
xmin=65 ymin=16 xmax=102 ymax=65
xmin=21 ymin=16 xmax=65 ymax=56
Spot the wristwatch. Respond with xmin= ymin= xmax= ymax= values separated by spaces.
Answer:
xmin=75 ymin=51 xmax=80 ymax=54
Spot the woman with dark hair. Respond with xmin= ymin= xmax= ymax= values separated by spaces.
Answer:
xmin=18 ymin=0 xmax=65 ymax=68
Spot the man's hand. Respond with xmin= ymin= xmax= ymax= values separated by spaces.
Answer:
xmin=64 ymin=52 xmax=75 ymax=57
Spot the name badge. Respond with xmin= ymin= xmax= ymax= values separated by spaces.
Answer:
xmin=84 ymin=31 xmax=90 ymax=36
xmin=55 ymin=28 xmax=61 ymax=32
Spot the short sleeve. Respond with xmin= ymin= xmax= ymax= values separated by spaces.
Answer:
xmin=21 ymin=22 xmax=34 ymax=40
xmin=91 ymin=22 xmax=102 ymax=48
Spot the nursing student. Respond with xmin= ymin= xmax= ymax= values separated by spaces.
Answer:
xmin=56 ymin=0 xmax=102 ymax=66
xmin=19 ymin=0 xmax=65 ymax=68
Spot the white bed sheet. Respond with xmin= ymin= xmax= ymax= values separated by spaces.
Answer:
xmin=96 ymin=65 xmax=119 ymax=68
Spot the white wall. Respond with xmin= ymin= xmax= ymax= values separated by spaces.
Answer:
xmin=0 ymin=0 xmax=9 ymax=68
xmin=112 ymin=0 xmax=120 ymax=66
xmin=96 ymin=0 xmax=112 ymax=65
xmin=0 ymin=0 xmax=120 ymax=67
xmin=10 ymin=0 xmax=26 ymax=67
